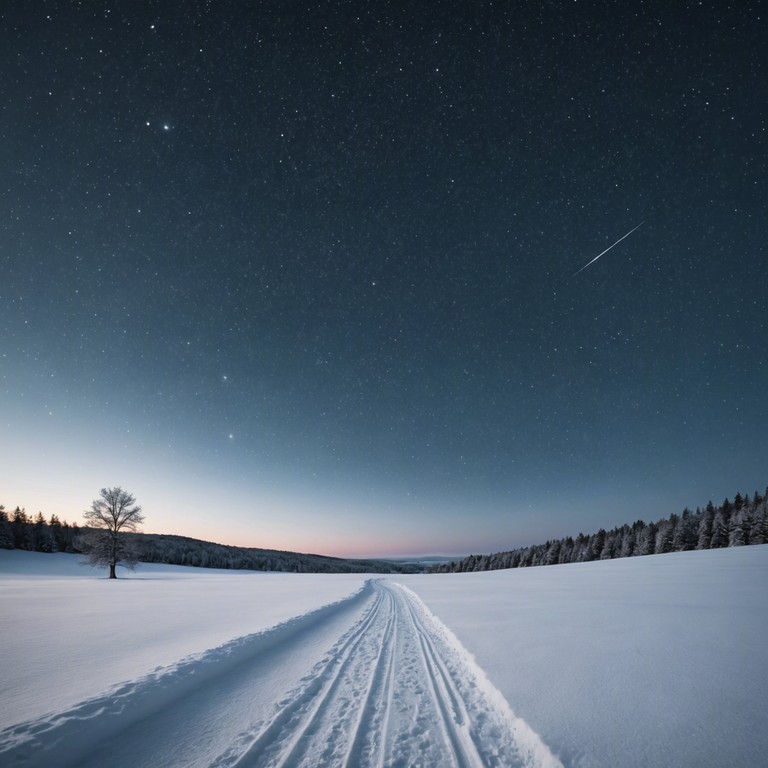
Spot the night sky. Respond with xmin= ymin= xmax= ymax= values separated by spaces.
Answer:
xmin=2 ymin=2 xmax=766 ymax=557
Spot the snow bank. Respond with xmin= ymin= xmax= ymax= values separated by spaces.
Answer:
xmin=399 ymin=545 xmax=768 ymax=768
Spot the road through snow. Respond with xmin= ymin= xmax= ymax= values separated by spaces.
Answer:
xmin=1 ymin=580 xmax=561 ymax=768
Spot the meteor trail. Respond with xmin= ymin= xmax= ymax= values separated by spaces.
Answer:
xmin=572 ymin=221 xmax=645 ymax=277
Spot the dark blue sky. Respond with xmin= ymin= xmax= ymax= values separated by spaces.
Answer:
xmin=2 ymin=1 xmax=766 ymax=556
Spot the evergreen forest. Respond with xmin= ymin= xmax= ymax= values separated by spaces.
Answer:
xmin=429 ymin=489 xmax=768 ymax=573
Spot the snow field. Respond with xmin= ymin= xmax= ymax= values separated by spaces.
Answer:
xmin=1 ymin=582 xmax=375 ymax=768
xmin=2 ymin=545 xmax=767 ymax=767
xmin=0 ymin=552 xmax=367 ymax=728
xmin=0 ymin=566 xmax=558 ymax=768
xmin=399 ymin=545 xmax=768 ymax=768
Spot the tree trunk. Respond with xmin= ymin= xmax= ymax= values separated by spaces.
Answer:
xmin=109 ymin=533 xmax=118 ymax=578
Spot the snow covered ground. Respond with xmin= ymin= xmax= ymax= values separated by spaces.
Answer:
xmin=397 ymin=546 xmax=768 ymax=768
xmin=1 ymin=546 xmax=766 ymax=767
xmin=0 ymin=552 xmax=367 ymax=730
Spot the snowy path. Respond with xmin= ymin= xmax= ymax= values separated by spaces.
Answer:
xmin=0 ymin=580 xmax=560 ymax=768
xmin=213 ymin=581 xmax=557 ymax=768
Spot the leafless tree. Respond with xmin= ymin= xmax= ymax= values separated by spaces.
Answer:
xmin=82 ymin=487 xmax=145 ymax=578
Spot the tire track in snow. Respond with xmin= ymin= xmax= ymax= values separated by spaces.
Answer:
xmin=341 ymin=587 xmax=397 ymax=768
xmin=215 ymin=581 xmax=562 ymax=768
xmin=1 ymin=580 xmax=561 ymax=768
xmin=400 ymin=590 xmax=485 ymax=767
xmin=221 ymin=585 xmax=390 ymax=767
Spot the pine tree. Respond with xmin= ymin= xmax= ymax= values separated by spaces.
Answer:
xmin=697 ymin=503 xmax=715 ymax=550
xmin=672 ymin=512 xmax=697 ymax=551
xmin=48 ymin=515 xmax=63 ymax=551
xmin=586 ymin=529 xmax=606 ymax=561
xmin=33 ymin=513 xmax=55 ymax=552
xmin=0 ymin=506 xmax=13 ymax=549
xmin=11 ymin=507 xmax=31 ymax=550
xmin=656 ymin=516 xmax=677 ymax=553
xmin=543 ymin=539 xmax=561 ymax=565
xmin=619 ymin=527 xmax=635 ymax=557
xmin=572 ymin=533 xmax=590 ymax=562
xmin=559 ymin=537 xmax=574 ymax=564
xmin=752 ymin=509 xmax=768 ymax=545
xmin=721 ymin=498 xmax=733 ymax=525
xmin=635 ymin=521 xmax=657 ymax=556
xmin=600 ymin=530 xmax=619 ymax=560
xmin=728 ymin=509 xmax=749 ymax=546
xmin=709 ymin=512 xmax=729 ymax=548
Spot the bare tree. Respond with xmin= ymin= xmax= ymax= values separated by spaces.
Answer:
xmin=82 ymin=487 xmax=145 ymax=578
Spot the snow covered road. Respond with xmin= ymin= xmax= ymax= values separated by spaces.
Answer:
xmin=1 ymin=579 xmax=560 ymax=768
xmin=214 ymin=581 xmax=558 ymax=768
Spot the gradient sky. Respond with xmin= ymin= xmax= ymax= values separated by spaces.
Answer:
xmin=1 ymin=2 xmax=766 ymax=558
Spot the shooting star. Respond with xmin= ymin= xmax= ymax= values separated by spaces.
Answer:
xmin=572 ymin=221 xmax=645 ymax=277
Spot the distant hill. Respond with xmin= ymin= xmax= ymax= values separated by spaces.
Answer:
xmin=0 ymin=507 xmax=422 ymax=574
xmin=125 ymin=531 xmax=424 ymax=574
xmin=387 ymin=555 xmax=467 ymax=567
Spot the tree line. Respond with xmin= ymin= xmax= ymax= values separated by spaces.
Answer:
xmin=0 ymin=499 xmax=420 ymax=575
xmin=429 ymin=488 xmax=768 ymax=573
xmin=0 ymin=506 xmax=81 ymax=554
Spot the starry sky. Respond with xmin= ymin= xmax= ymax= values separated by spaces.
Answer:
xmin=1 ymin=1 xmax=766 ymax=558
